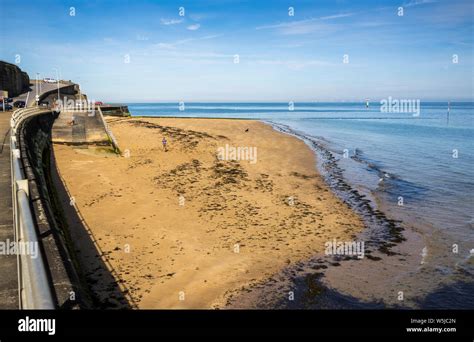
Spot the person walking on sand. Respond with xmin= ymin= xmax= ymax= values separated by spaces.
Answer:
xmin=162 ymin=137 xmax=168 ymax=151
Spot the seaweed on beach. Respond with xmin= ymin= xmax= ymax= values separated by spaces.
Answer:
xmin=223 ymin=259 xmax=392 ymax=309
xmin=211 ymin=160 xmax=249 ymax=186
xmin=254 ymin=173 xmax=274 ymax=192
xmin=301 ymin=272 xmax=326 ymax=304
xmin=127 ymin=157 xmax=153 ymax=170
xmin=290 ymin=171 xmax=317 ymax=180
xmin=154 ymin=159 xmax=203 ymax=194
xmin=128 ymin=119 xmax=216 ymax=149
xmin=269 ymin=122 xmax=407 ymax=256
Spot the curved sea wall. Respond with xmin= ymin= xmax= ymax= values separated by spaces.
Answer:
xmin=15 ymin=109 xmax=88 ymax=308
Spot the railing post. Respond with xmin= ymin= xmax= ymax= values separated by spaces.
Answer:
xmin=16 ymin=179 xmax=29 ymax=196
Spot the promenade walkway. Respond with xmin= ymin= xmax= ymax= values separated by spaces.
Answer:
xmin=0 ymin=80 xmax=76 ymax=308
xmin=0 ymin=111 xmax=18 ymax=309
xmin=0 ymin=79 xmax=115 ymax=308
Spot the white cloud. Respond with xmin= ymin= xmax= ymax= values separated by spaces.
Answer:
xmin=156 ymin=42 xmax=180 ymax=49
xmin=160 ymin=18 xmax=183 ymax=25
xmin=256 ymin=18 xmax=316 ymax=31
xmin=253 ymin=59 xmax=334 ymax=70
xmin=187 ymin=24 xmax=201 ymax=31
xmin=404 ymin=0 xmax=437 ymax=7
xmin=320 ymin=13 xmax=355 ymax=20
xmin=155 ymin=34 xmax=221 ymax=49
xmin=256 ymin=12 xmax=355 ymax=35
xmin=282 ymin=22 xmax=335 ymax=35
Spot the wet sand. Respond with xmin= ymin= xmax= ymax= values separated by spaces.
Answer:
xmin=52 ymin=117 xmax=364 ymax=308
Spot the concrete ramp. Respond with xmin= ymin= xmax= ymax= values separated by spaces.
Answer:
xmin=52 ymin=110 xmax=111 ymax=146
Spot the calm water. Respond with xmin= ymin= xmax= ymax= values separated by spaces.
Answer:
xmin=128 ymin=102 xmax=474 ymax=307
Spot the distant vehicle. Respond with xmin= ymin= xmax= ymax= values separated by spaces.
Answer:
xmin=1 ymin=104 xmax=13 ymax=111
xmin=43 ymin=78 xmax=57 ymax=83
xmin=13 ymin=100 xmax=26 ymax=108
xmin=94 ymin=101 xmax=104 ymax=106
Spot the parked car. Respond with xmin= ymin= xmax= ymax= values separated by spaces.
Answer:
xmin=5 ymin=97 xmax=13 ymax=103
xmin=1 ymin=104 xmax=13 ymax=111
xmin=94 ymin=101 xmax=104 ymax=106
xmin=43 ymin=78 xmax=57 ymax=83
xmin=13 ymin=100 xmax=26 ymax=108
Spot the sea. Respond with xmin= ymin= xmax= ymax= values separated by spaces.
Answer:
xmin=128 ymin=102 xmax=474 ymax=309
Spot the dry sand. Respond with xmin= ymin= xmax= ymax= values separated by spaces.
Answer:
xmin=52 ymin=117 xmax=364 ymax=309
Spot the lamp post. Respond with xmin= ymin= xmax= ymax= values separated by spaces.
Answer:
xmin=35 ymin=73 xmax=40 ymax=106
xmin=53 ymin=68 xmax=60 ymax=104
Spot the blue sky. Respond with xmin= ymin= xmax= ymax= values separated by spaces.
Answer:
xmin=1 ymin=0 xmax=473 ymax=102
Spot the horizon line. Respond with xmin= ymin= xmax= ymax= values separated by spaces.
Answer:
xmin=102 ymin=99 xmax=474 ymax=103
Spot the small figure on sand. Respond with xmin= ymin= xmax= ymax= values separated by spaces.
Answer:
xmin=162 ymin=137 xmax=168 ymax=151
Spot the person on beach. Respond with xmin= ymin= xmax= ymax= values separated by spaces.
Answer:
xmin=162 ymin=137 xmax=168 ymax=151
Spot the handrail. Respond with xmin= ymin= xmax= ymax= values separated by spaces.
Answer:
xmin=10 ymin=107 xmax=56 ymax=309
xmin=17 ymin=190 xmax=55 ymax=309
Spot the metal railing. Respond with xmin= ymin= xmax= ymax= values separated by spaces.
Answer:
xmin=10 ymin=107 xmax=55 ymax=309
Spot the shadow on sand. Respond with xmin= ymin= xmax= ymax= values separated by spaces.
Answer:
xmin=48 ymin=145 xmax=137 ymax=309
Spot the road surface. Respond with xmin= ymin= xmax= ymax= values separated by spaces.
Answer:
xmin=14 ymin=80 xmax=74 ymax=107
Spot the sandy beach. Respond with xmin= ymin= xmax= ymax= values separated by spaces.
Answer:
xmin=52 ymin=117 xmax=364 ymax=309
